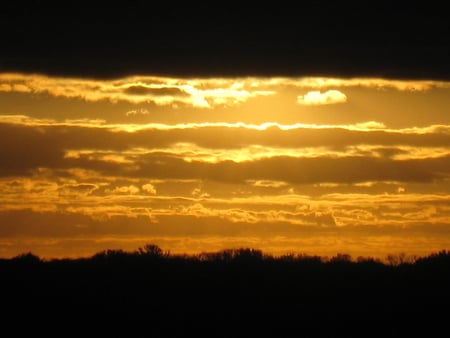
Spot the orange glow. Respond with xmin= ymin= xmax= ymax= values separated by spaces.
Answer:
xmin=0 ymin=73 xmax=449 ymax=259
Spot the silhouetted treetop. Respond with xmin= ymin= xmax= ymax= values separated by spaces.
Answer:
xmin=3 ymin=245 xmax=449 ymax=269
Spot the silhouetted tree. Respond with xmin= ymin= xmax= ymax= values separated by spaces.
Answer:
xmin=12 ymin=252 xmax=41 ymax=263
xmin=137 ymin=244 xmax=164 ymax=257
xmin=330 ymin=253 xmax=352 ymax=263
xmin=91 ymin=249 xmax=129 ymax=261
xmin=386 ymin=252 xmax=417 ymax=266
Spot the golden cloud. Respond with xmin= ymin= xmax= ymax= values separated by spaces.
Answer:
xmin=142 ymin=183 xmax=157 ymax=195
xmin=1 ymin=74 xmax=448 ymax=111
xmin=297 ymin=89 xmax=347 ymax=105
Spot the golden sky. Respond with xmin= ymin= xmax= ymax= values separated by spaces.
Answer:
xmin=0 ymin=73 xmax=449 ymax=259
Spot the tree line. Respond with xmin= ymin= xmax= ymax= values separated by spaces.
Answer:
xmin=1 ymin=245 xmax=449 ymax=337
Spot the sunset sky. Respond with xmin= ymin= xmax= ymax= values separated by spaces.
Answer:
xmin=0 ymin=2 xmax=449 ymax=259
xmin=0 ymin=73 xmax=449 ymax=259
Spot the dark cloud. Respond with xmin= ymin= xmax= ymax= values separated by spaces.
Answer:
xmin=1 ymin=209 xmax=448 ymax=240
xmin=0 ymin=209 xmax=320 ymax=238
xmin=124 ymin=86 xmax=188 ymax=97
xmin=13 ymin=123 xmax=450 ymax=151
xmin=0 ymin=123 xmax=64 ymax=176
xmin=58 ymin=183 xmax=98 ymax=195
xmin=2 ymin=122 xmax=450 ymax=182
xmin=0 ymin=2 xmax=448 ymax=79
xmin=183 ymin=127 xmax=450 ymax=150
xmin=129 ymin=155 xmax=449 ymax=184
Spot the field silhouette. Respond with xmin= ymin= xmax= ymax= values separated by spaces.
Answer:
xmin=1 ymin=245 xmax=449 ymax=337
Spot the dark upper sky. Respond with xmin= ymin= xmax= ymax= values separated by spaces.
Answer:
xmin=1 ymin=1 xmax=449 ymax=80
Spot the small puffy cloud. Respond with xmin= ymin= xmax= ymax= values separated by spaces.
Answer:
xmin=397 ymin=187 xmax=405 ymax=193
xmin=142 ymin=183 xmax=156 ymax=195
xmin=125 ymin=108 xmax=149 ymax=117
xmin=109 ymin=185 xmax=140 ymax=194
xmin=248 ymin=180 xmax=288 ymax=188
xmin=297 ymin=90 xmax=347 ymax=105
xmin=192 ymin=188 xmax=210 ymax=198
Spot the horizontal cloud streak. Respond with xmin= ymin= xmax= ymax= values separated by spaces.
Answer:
xmin=2 ymin=115 xmax=450 ymax=135
xmin=1 ymin=121 xmax=449 ymax=185
xmin=0 ymin=74 xmax=276 ymax=108
xmin=1 ymin=74 xmax=449 ymax=110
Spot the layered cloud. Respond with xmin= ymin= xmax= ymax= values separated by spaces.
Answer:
xmin=0 ymin=74 xmax=449 ymax=259
xmin=1 ymin=73 xmax=449 ymax=109
xmin=0 ymin=73 xmax=276 ymax=108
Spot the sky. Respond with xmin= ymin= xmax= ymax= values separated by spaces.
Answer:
xmin=0 ymin=2 xmax=449 ymax=259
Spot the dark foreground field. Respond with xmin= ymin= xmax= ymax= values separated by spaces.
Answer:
xmin=1 ymin=246 xmax=449 ymax=337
